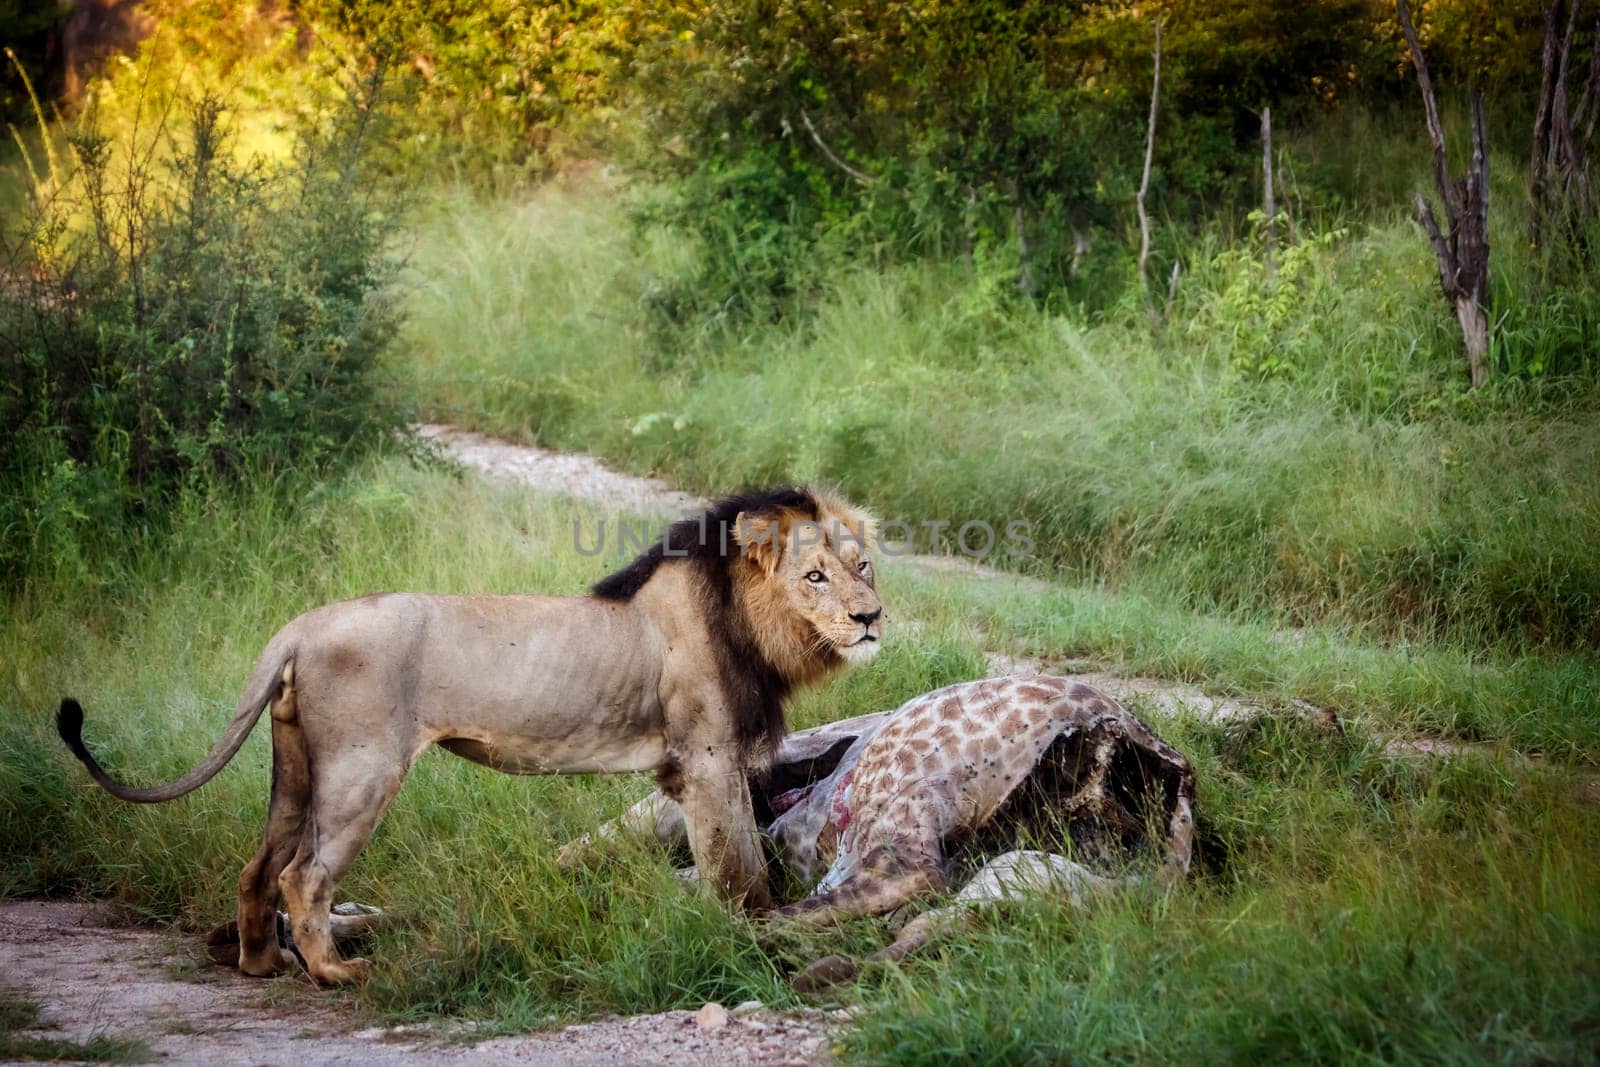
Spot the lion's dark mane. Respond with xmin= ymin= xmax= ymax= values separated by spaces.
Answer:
xmin=592 ymin=486 xmax=822 ymax=763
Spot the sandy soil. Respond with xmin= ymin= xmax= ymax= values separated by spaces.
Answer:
xmin=415 ymin=424 xmax=708 ymax=516
xmin=0 ymin=900 xmax=834 ymax=1066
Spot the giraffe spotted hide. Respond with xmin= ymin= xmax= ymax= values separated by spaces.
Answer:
xmin=561 ymin=674 xmax=1196 ymax=985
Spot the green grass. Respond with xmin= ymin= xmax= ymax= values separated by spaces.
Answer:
xmin=844 ymin=807 xmax=1600 ymax=1064
xmin=393 ymin=179 xmax=1600 ymax=652
xmin=0 ymin=992 xmax=153 ymax=1063
xmin=2 ymin=454 xmax=1596 ymax=1059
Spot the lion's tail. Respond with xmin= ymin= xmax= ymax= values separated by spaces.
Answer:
xmin=58 ymin=644 xmax=295 ymax=805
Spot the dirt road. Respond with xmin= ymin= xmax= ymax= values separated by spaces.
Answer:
xmin=0 ymin=901 xmax=833 ymax=1066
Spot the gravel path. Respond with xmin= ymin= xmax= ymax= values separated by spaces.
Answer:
xmin=1 ymin=900 xmax=834 ymax=1066
xmin=410 ymin=423 xmax=1343 ymax=730
xmin=13 ymin=427 xmax=1568 ymax=1064
xmin=414 ymin=423 xmax=1047 ymax=588
xmin=415 ymin=424 xmax=707 ymax=516
xmin=0 ymin=428 xmax=1185 ymax=1066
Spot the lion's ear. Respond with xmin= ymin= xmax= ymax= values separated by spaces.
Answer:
xmin=733 ymin=509 xmax=784 ymax=573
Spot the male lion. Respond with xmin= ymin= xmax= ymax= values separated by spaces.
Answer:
xmin=57 ymin=486 xmax=883 ymax=985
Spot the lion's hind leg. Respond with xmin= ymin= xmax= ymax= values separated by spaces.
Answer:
xmin=279 ymin=749 xmax=409 ymax=986
xmin=237 ymin=663 xmax=309 ymax=978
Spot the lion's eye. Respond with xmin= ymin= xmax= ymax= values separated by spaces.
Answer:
xmin=805 ymin=570 xmax=827 ymax=584
xmin=857 ymin=560 xmax=872 ymax=575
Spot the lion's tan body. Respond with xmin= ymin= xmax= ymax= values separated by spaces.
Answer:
xmin=60 ymin=488 xmax=882 ymax=985
xmin=285 ymin=588 xmax=693 ymax=778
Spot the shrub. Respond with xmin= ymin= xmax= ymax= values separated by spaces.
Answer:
xmin=0 ymin=74 xmax=403 ymax=585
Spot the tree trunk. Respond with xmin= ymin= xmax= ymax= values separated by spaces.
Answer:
xmin=1397 ymin=0 xmax=1493 ymax=389
xmin=1262 ymin=106 xmax=1276 ymax=286
xmin=960 ymin=185 xmax=977 ymax=273
xmin=1137 ymin=17 xmax=1162 ymax=319
xmin=1068 ymin=214 xmax=1090 ymax=279
xmin=1531 ymin=2 xmax=1563 ymax=245
xmin=1454 ymin=295 xmax=1490 ymax=389
xmin=1014 ymin=199 xmax=1037 ymax=298
xmin=1531 ymin=1 xmax=1599 ymax=251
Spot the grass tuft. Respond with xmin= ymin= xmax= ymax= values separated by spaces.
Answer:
xmin=0 ymin=993 xmax=153 ymax=1064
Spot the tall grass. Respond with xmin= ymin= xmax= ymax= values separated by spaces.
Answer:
xmin=846 ymin=780 xmax=1600 ymax=1063
xmin=1 ymin=456 xmax=1595 ymax=1057
xmin=396 ymin=178 xmax=1600 ymax=650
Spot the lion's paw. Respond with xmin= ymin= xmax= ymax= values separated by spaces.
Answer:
xmin=239 ymin=947 xmax=299 ymax=978
xmin=311 ymin=957 xmax=372 ymax=986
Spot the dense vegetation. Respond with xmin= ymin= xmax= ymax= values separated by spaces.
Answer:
xmin=1 ymin=62 xmax=404 ymax=586
xmin=2 ymin=0 xmax=1598 ymax=1061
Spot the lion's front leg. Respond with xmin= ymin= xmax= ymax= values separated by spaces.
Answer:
xmin=677 ymin=752 xmax=772 ymax=912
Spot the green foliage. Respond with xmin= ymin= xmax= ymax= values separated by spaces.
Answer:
xmin=9 ymin=0 xmax=1584 ymax=338
xmin=1398 ymin=0 xmax=1550 ymax=88
xmin=6 ymin=0 xmax=644 ymax=189
xmin=627 ymin=0 xmax=1394 ymax=314
xmin=1167 ymin=0 xmax=1387 ymax=112
xmin=0 ymin=77 xmax=403 ymax=585
xmin=1 ymin=2 xmax=1598 ymax=1057
xmin=843 ymin=770 xmax=1600 ymax=1063
xmin=1488 ymin=220 xmax=1600 ymax=383
xmin=288 ymin=0 xmax=643 ymax=181
xmin=1193 ymin=220 xmax=1352 ymax=381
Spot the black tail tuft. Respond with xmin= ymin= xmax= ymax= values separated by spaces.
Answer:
xmin=57 ymin=698 xmax=89 ymax=761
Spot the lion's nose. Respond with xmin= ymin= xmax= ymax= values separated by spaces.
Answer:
xmin=850 ymin=608 xmax=881 ymax=627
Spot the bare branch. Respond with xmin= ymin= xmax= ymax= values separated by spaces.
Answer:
xmin=1262 ymin=105 xmax=1276 ymax=286
xmin=1396 ymin=0 xmax=1458 ymax=218
xmin=1399 ymin=0 xmax=1492 ymax=387
xmin=1533 ymin=3 xmax=1600 ymax=243
xmin=1576 ymin=17 xmax=1600 ymax=143
xmin=1532 ymin=2 xmax=1561 ymax=214
xmin=1552 ymin=0 xmax=1582 ymax=148
xmin=1415 ymin=192 xmax=1458 ymax=299
xmin=1137 ymin=17 xmax=1162 ymax=312
xmin=798 ymin=109 xmax=874 ymax=186
xmin=1465 ymin=89 xmax=1491 ymax=303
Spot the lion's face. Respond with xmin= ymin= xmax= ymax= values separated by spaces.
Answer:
xmin=778 ymin=520 xmax=884 ymax=663
xmin=736 ymin=505 xmax=885 ymax=666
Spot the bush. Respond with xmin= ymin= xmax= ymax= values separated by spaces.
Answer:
xmin=0 ymin=75 xmax=403 ymax=585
